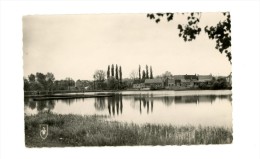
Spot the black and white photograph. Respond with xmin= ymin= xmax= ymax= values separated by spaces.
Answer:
xmin=0 ymin=1 xmax=260 ymax=159
xmin=23 ymin=12 xmax=232 ymax=147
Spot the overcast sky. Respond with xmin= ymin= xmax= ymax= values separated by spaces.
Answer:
xmin=23 ymin=12 xmax=231 ymax=80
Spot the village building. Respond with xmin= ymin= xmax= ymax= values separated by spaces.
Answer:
xmin=133 ymin=83 xmax=145 ymax=89
xmin=195 ymin=74 xmax=213 ymax=85
xmin=144 ymin=78 xmax=164 ymax=89
xmin=167 ymin=75 xmax=198 ymax=88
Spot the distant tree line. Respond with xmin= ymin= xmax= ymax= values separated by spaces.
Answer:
xmin=24 ymin=72 xmax=75 ymax=92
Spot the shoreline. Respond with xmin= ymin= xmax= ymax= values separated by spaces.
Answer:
xmin=25 ymin=113 xmax=233 ymax=147
xmin=24 ymin=89 xmax=232 ymax=98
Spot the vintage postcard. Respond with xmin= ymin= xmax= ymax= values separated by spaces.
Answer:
xmin=23 ymin=12 xmax=232 ymax=147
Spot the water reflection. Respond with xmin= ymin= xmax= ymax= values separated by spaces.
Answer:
xmin=107 ymin=94 xmax=123 ymax=116
xmin=25 ymin=94 xmax=231 ymax=115
xmin=24 ymin=99 xmax=55 ymax=113
xmin=60 ymin=98 xmax=77 ymax=105
xmin=24 ymin=91 xmax=232 ymax=127
xmin=94 ymin=97 xmax=106 ymax=111
xmin=134 ymin=94 xmax=154 ymax=114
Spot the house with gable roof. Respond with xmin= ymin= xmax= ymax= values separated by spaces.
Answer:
xmin=144 ymin=78 xmax=164 ymax=89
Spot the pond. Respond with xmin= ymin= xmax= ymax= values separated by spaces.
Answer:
xmin=24 ymin=90 xmax=232 ymax=127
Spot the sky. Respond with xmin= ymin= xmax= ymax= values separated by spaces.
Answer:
xmin=23 ymin=12 xmax=231 ymax=81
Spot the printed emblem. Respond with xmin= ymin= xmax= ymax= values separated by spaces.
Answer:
xmin=40 ymin=124 xmax=48 ymax=140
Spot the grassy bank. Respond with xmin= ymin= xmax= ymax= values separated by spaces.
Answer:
xmin=25 ymin=113 xmax=232 ymax=147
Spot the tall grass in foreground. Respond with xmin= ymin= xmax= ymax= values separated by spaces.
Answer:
xmin=25 ymin=113 xmax=232 ymax=147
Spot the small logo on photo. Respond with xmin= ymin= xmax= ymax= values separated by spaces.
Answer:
xmin=40 ymin=124 xmax=48 ymax=140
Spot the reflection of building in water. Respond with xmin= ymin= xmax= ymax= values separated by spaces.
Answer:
xmin=174 ymin=95 xmax=218 ymax=105
xmin=107 ymin=94 xmax=123 ymax=116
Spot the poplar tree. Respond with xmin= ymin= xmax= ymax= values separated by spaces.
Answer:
xmin=119 ymin=66 xmax=122 ymax=84
xmin=146 ymin=65 xmax=149 ymax=79
xmin=115 ymin=64 xmax=118 ymax=80
xmin=150 ymin=66 xmax=153 ymax=79
xmin=107 ymin=65 xmax=110 ymax=79
xmin=111 ymin=64 xmax=114 ymax=77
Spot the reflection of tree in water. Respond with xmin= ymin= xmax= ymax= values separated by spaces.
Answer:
xmin=107 ymin=94 xmax=123 ymax=116
xmin=60 ymin=98 xmax=76 ymax=106
xmin=120 ymin=95 xmax=123 ymax=114
xmin=24 ymin=98 xmax=37 ymax=109
xmin=48 ymin=100 xmax=55 ymax=111
xmin=161 ymin=96 xmax=175 ymax=106
xmin=197 ymin=95 xmax=216 ymax=104
xmin=174 ymin=96 xmax=197 ymax=104
xmin=135 ymin=94 xmax=154 ymax=115
xmin=37 ymin=101 xmax=47 ymax=111
xmin=218 ymin=95 xmax=231 ymax=101
xmin=147 ymin=101 xmax=149 ymax=114
xmin=94 ymin=97 xmax=106 ymax=111
xmin=24 ymin=98 xmax=29 ymax=105
xmin=36 ymin=100 xmax=55 ymax=113
xmin=228 ymin=95 xmax=232 ymax=102
xmin=29 ymin=100 xmax=36 ymax=109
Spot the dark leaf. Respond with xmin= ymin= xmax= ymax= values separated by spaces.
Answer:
xmin=167 ymin=14 xmax=173 ymax=21
xmin=149 ymin=14 xmax=155 ymax=19
xmin=157 ymin=13 xmax=164 ymax=17
xmin=155 ymin=19 xmax=160 ymax=23
xmin=177 ymin=24 xmax=182 ymax=30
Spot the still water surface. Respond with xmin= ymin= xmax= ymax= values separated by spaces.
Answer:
xmin=24 ymin=90 xmax=232 ymax=127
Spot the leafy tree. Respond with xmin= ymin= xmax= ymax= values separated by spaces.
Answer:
xmin=211 ymin=77 xmax=228 ymax=90
xmin=146 ymin=65 xmax=149 ymax=79
xmin=107 ymin=77 xmax=117 ymax=90
xmin=130 ymin=70 xmax=138 ymax=80
xmin=93 ymin=70 xmax=106 ymax=90
xmin=24 ymin=78 xmax=30 ymax=91
xmin=46 ymin=72 xmax=55 ymax=91
xmin=161 ymin=71 xmax=173 ymax=79
xmin=30 ymin=81 xmax=44 ymax=91
xmin=111 ymin=64 xmax=114 ymax=77
xmin=107 ymin=65 xmax=110 ymax=79
xmin=150 ymin=66 xmax=153 ymax=79
xmin=65 ymin=77 xmax=75 ymax=90
xmin=28 ymin=74 xmax=36 ymax=82
xmin=147 ymin=12 xmax=231 ymax=63
xmin=115 ymin=64 xmax=118 ymax=80
xmin=93 ymin=70 xmax=106 ymax=81
xmin=36 ymin=72 xmax=46 ymax=89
